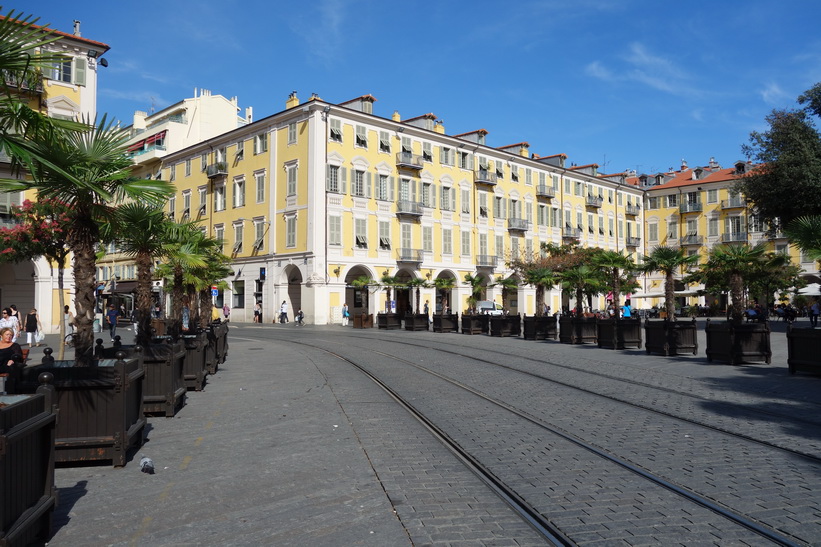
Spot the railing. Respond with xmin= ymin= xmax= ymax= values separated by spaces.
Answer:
xmin=562 ymin=227 xmax=582 ymax=240
xmin=625 ymin=236 xmax=641 ymax=247
xmin=396 ymin=152 xmax=423 ymax=169
xmin=536 ymin=184 xmax=555 ymax=198
xmin=507 ymin=218 xmax=530 ymax=231
xmin=681 ymin=234 xmax=703 ymax=245
xmin=625 ymin=204 xmax=641 ymax=216
xmin=722 ymin=232 xmax=748 ymax=243
xmin=206 ymin=162 xmax=228 ymax=178
xmin=397 ymin=248 xmax=423 ymax=262
xmin=474 ymin=169 xmax=498 ymax=185
xmin=586 ymin=196 xmax=603 ymax=208
xmin=396 ymin=200 xmax=423 ymax=216
xmin=722 ymin=198 xmax=745 ymax=209
xmin=679 ymin=202 xmax=703 ymax=213
xmin=476 ymin=254 xmax=498 ymax=267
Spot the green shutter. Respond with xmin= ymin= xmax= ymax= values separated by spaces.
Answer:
xmin=341 ymin=167 xmax=347 ymax=194
xmin=72 ymin=57 xmax=86 ymax=86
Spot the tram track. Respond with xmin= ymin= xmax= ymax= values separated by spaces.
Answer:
xmin=284 ymin=335 xmax=812 ymax=546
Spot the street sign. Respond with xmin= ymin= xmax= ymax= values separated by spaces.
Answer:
xmin=212 ymin=288 xmax=219 ymax=296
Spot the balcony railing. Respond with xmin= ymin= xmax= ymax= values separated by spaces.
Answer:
xmin=722 ymin=198 xmax=746 ymax=209
xmin=679 ymin=202 xmax=703 ymax=213
xmin=476 ymin=254 xmax=498 ymax=268
xmin=585 ymin=196 xmax=603 ymax=208
xmin=206 ymin=162 xmax=228 ymax=178
xmin=722 ymin=232 xmax=748 ymax=243
xmin=625 ymin=237 xmax=641 ymax=248
xmin=396 ymin=200 xmax=424 ymax=217
xmin=396 ymin=151 xmax=423 ymax=170
xmin=625 ymin=204 xmax=641 ymax=216
xmin=507 ymin=218 xmax=530 ymax=231
xmin=474 ymin=169 xmax=498 ymax=185
xmin=536 ymin=184 xmax=555 ymax=198
xmin=397 ymin=248 xmax=423 ymax=262
xmin=562 ymin=227 xmax=582 ymax=240
xmin=681 ymin=234 xmax=703 ymax=245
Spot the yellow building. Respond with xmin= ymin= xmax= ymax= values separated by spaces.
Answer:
xmin=0 ymin=18 xmax=109 ymax=332
xmin=160 ymin=92 xmax=646 ymax=324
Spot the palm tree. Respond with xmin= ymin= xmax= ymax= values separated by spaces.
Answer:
xmin=155 ymin=222 xmax=210 ymax=328
xmin=785 ymin=215 xmax=821 ymax=262
xmin=0 ymin=116 xmax=173 ymax=363
xmin=351 ymin=276 xmax=374 ymax=314
xmin=700 ymin=244 xmax=766 ymax=323
xmin=593 ymin=250 xmax=635 ymax=315
xmin=493 ymin=275 xmax=518 ymax=311
xmin=559 ymin=264 xmax=600 ymax=316
xmin=433 ymin=277 xmax=455 ymax=313
xmin=523 ymin=266 xmax=557 ymax=317
xmin=642 ymin=246 xmax=700 ymax=320
xmin=463 ymin=273 xmax=485 ymax=313
xmin=379 ymin=274 xmax=398 ymax=312
xmin=406 ymin=278 xmax=427 ymax=314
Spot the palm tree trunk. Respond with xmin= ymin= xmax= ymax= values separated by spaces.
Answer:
xmin=72 ymin=241 xmax=98 ymax=365
xmin=135 ymin=252 xmax=154 ymax=347
xmin=730 ymin=272 xmax=744 ymax=322
xmin=535 ymin=285 xmax=544 ymax=316
xmin=665 ymin=270 xmax=676 ymax=320
xmin=56 ymin=256 xmax=67 ymax=360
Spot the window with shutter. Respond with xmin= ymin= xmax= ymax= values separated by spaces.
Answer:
xmin=72 ymin=57 xmax=86 ymax=86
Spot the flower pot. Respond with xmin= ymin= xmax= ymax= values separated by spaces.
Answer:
xmin=644 ymin=318 xmax=698 ymax=356
xmin=597 ymin=317 xmax=642 ymax=349
xmin=705 ymin=320 xmax=771 ymax=365
xmin=352 ymin=313 xmax=373 ymax=329
xmin=786 ymin=326 xmax=821 ymax=375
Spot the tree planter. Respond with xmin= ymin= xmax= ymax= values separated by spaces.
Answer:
xmin=151 ymin=318 xmax=182 ymax=338
xmin=1 ymin=385 xmax=58 ymax=546
xmin=644 ymin=319 xmax=698 ymax=356
xmin=786 ymin=326 xmax=821 ymax=375
xmin=461 ymin=314 xmax=489 ymax=335
xmin=705 ymin=320 xmax=772 ymax=365
xmin=209 ymin=321 xmax=229 ymax=366
xmin=376 ymin=313 xmax=402 ymax=330
xmin=558 ymin=315 xmax=598 ymax=344
xmin=181 ymin=331 xmax=208 ymax=391
xmin=140 ymin=340 xmax=187 ymax=416
xmin=352 ymin=313 xmax=373 ymax=329
xmin=522 ymin=315 xmax=557 ymax=340
xmin=490 ymin=315 xmax=521 ymax=337
xmin=432 ymin=314 xmax=458 ymax=333
xmin=403 ymin=313 xmax=429 ymax=331
xmin=204 ymin=325 xmax=219 ymax=375
xmin=597 ymin=317 xmax=642 ymax=349
xmin=12 ymin=350 xmax=146 ymax=467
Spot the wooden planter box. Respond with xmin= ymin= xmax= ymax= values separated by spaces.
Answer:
xmin=705 ymin=320 xmax=772 ymax=365
xmin=522 ymin=315 xmax=557 ymax=340
xmin=490 ymin=315 xmax=521 ymax=337
xmin=558 ymin=315 xmax=598 ymax=344
xmin=644 ymin=319 xmax=698 ymax=356
xmin=376 ymin=313 xmax=402 ymax=330
xmin=141 ymin=341 xmax=187 ymax=416
xmin=151 ymin=318 xmax=182 ymax=338
xmin=786 ymin=326 xmax=821 ymax=375
xmin=461 ymin=314 xmax=489 ymax=335
xmin=209 ymin=322 xmax=229 ymax=366
xmin=432 ymin=314 xmax=458 ymax=333
xmin=181 ymin=332 xmax=208 ymax=391
xmin=1 ymin=387 xmax=58 ymax=546
xmin=597 ymin=317 xmax=642 ymax=349
xmin=352 ymin=313 xmax=373 ymax=329
xmin=403 ymin=313 xmax=429 ymax=331
xmin=204 ymin=325 xmax=219 ymax=375
xmin=12 ymin=351 xmax=146 ymax=467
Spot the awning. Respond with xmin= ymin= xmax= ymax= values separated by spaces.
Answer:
xmin=145 ymin=130 xmax=166 ymax=145
xmin=127 ymin=139 xmax=145 ymax=152
xmin=102 ymin=280 xmax=138 ymax=294
xmin=798 ymin=283 xmax=821 ymax=296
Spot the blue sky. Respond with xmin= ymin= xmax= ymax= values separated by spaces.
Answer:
xmin=31 ymin=0 xmax=821 ymax=175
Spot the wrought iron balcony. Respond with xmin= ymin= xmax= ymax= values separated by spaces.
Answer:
xmin=681 ymin=234 xmax=703 ymax=246
xmin=586 ymin=196 xmax=603 ymax=208
xmin=206 ymin=162 xmax=228 ymax=178
xmin=396 ymin=151 xmax=423 ymax=170
xmin=474 ymin=169 xmax=498 ymax=185
xmin=476 ymin=254 xmax=498 ymax=268
xmin=507 ymin=218 xmax=530 ymax=231
xmin=625 ymin=204 xmax=641 ymax=216
xmin=721 ymin=198 xmax=746 ymax=209
xmin=536 ymin=184 xmax=555 ymax=198
xmin=625 ymin=236 xmax=641 ymax=248
xmin=396 ymin=200 xmax=424 ymax=217
xmin=721 ymin=232 xmax=748 ymax=243
xmin=562 ymin=227 xmax=582 ymax=240
xmin=679 ymin=202 xmax=703 ymax=213
xmin=397 ymin=248 xmax=423 ymax=262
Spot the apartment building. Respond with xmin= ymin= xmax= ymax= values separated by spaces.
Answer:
xmin=0 ymin=19 xmax=109 ymax=331
xmin=159 ymin=92 xmax=646 ymax=324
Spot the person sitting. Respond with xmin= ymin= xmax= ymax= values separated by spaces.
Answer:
xmin=295 ymin=309 xmax=304 ymax=326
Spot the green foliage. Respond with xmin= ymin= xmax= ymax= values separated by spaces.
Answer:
xmin=642 ymin=246 xmax=700 ymax=320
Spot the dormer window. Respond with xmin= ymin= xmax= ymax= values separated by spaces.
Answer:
xmin=735 ymin=161 xmax=746 ymax=175
xmin=693 ymin=168 xmax=703 ymax=180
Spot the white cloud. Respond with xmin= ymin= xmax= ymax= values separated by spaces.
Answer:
xmin=759 ymin=82 xmax=789 ymax=105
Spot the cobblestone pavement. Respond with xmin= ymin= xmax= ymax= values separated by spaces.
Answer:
xmin=39 ymin=318 xmax=821 ymax=546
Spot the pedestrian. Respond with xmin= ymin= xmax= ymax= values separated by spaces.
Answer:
xmin=342 ymin=302 xmax=349 ymax=326
xmin=295 ymin=309 xmax=304 ymax=326
xmin=105 ymin=304 xmax=119 ymax=341
xmin=279 ymin=301 xmax=289 ymax=324
xmin=222 ymin=303 xmax=230 ymax=322
xmin=181 ymin=296 xmax=191 ymax=333
xmin=24 ymin=308 xmax=43 ymax=348
xmin=131 ymin=307 xmax=140 ymax=333
xmin=211 ymin=304 xmax=221 ymax=323
xmin=253 ymin=301 xmax=261 ymax=323
xmin=152 ymin=304 xmax=162 ymax=319
xmin=0 ymin=308 xmax=20 ymax=343
xmin=811 ymin=299 xmax=820 ymax=327
xmin=622 ymin=300 xmax=632 ymax=319
xmin=64 ymin=305 xmax=75 ymax=335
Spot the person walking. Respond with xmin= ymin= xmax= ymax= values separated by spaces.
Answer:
xmin=64 ymin=305 xmax=75 ymax=335
xmin=24 ymin=308 xmax=42 ymax=348
xmin=222 ymin=304 xmax=230 ymax=322
xmin=105 ymin=304 xmax=119 ymax=341
xmin=811 ymin=299 xmax=820 ymax=327
xmin=279 ymin=301 xmax=289 ymax=324
xmin=131 ymin=307 xmax=140 ymax=333
xmin=253 ymin=301 xmax=261 ymax=323
xmin=342 ymin=303 xmax=349 ymax=326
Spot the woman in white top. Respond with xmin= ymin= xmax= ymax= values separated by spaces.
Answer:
xmin=64 ymin=305 xmax=75 ymax=335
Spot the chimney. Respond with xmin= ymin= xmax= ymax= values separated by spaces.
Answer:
xmin=518 ymin=143 xmax=529 ymax=157
xmin=73 ymin=20 xmax=81 ymax=36
xmin=286 ymin=91 xmax=299 ymax=109
xmin=433 ymin=120 xmax=445 ymax=134
xmin=392 ymin=110 xmax=401 ymax=122
xmin=133 ymin=111 xmax=147 ymax=131
xmin=245 ymin=106 xmax=253 ymax=123
xmin=681 ymin=158 xmax=688 ymax=171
